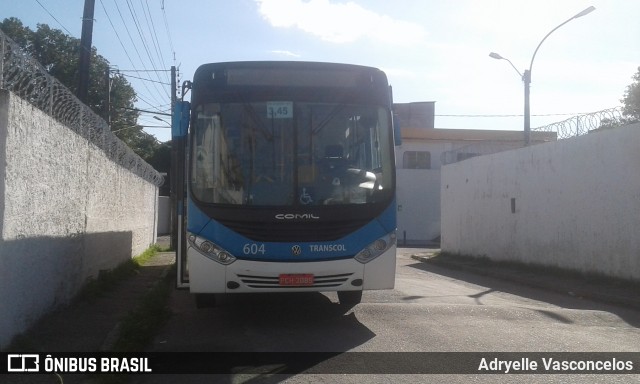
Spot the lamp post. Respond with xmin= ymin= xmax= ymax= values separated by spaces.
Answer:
xmin=490 ymin=6 xmax=595 ymax=146
xmin=153 ymin=115 xmax=170 ymax=125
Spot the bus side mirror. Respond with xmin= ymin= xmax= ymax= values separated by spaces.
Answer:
xmin=393 ymin=114 xmax=402 ymax=146
xmin=172 ymin=101 xmax=191 ymax=139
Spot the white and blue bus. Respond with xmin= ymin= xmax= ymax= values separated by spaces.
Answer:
xmin=172 ymin=61 xmax=398 ymax=307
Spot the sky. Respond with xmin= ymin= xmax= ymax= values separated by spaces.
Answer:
xmin=2 ymin=0 xmax=639 ymax=143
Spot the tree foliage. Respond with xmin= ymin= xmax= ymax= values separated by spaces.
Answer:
xmin=145 ymin=141 xmax=172 ymax=196
xmin=621 ymin=66 xmax=640 ymax=123
xmin=0 ymin=17 xmax=162 ymax=162
xmin=597 ymin=67 xmax=640 ymax=130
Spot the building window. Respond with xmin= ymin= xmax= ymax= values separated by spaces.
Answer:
xmin=403 ymin=151 xmax=431 ymax=169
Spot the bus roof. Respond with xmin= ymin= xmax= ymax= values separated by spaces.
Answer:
xmin=192 ymin=61 xmax=388 ymax=89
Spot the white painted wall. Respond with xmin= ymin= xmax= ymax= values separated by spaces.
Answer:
xmin=394 ymin=141 xmax=444 ymax=245
xmin=441 ymin=123 xmax=640 ymax=281
xmin=0 ymin=91 xmax=160 ymax=348
xmin=157 ymin=196 xmax=171 ymax=235
xmin=394 ymin=137 xmax=531 ymax=245
xmin=396 ymin=169 xmax=441 ymax=245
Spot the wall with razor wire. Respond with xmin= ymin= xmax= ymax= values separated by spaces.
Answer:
xmin=533 ymin=107 xmax=626 ymax=139
xmin=0 ymin=30 xmax=163 ymax=349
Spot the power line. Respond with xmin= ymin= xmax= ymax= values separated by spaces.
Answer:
xmin=119 ymin=72 xmax=170 ymax=85
xmin=93 ymin=0 xmax=176 ymax=133
xmin=110 ymin=0 xmax=167 ymax=107
xmin=99 ymin=0 xmax=168 ymax=114
xmin=137 ymin=93 xmax=169 ymax=114
xmin=142 ymin=0 xmax=171 ymax=85
xmin=124 ymin=0 xmax=168 ymax=99
xmin=117 ymin=106 xmax=171 ymax=116
xmin=161 ymin=0 xmax=176 ymax=63
xmin=115 ymin=69 xmax=172 ymax=72
xmin=435 ymin=112 xmax=596 ymax=118
xmin=34 ymin=0 xmax=73 ymax=35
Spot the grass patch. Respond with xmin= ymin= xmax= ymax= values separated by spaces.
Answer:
xmin=77 ymin=244 xmax=165 ymax=302
xmin=2 ymin=244 xmax=169 ymax=353
xmin=110 ymin=264 xmax=174 ymax=352
xmin=92 ymin=265 xmax=174 ymax=384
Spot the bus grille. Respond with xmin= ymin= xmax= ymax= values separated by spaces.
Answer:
xmin=236 ymin=273 xmax=353 ymax=289
xmin=217 ymin=219 xmax=370 ymax=242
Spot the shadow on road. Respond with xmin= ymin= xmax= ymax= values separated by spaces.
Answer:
xmin=407 ymin=261 xmax=640 ymax=329
xmin=153 ymin=290 xmax=376 ymax=352
xmin=140 ymin=290 xmax=377 ymax=383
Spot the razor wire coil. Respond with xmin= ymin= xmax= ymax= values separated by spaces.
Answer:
xmin=0 ymin=29 xmax=163 ymax=187
xmin=532 ymin=107 xmax=625 ymax=139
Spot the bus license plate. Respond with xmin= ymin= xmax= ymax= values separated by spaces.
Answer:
xmin=279 ymin=274 xmax=314 ymax=286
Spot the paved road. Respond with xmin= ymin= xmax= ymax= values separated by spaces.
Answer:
xmin=135 ymin=248 xmax=640 ymax=383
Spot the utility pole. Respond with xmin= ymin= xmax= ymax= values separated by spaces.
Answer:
xmin=77 ymin=0 xmax=95 ymax=104
xmin=104 ymin=68 xmax=111 ymax=126
xmin=171 ymin=66 xmax=177 ymax=105
xmin=170 ymin=65 xmax=177 ymax=250
xmin=523 ymin=69 xmax=531 ymax=146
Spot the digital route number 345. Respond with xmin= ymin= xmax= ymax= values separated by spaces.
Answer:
xmin=267 ymin=102 xmax=293 ymax=119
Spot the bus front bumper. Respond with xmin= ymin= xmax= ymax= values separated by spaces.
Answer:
xmin=187 ymin=245 xmax=396 ymax=294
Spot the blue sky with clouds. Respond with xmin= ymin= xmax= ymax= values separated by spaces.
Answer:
xmin=2 ymin=0 xmax=639 ymax=142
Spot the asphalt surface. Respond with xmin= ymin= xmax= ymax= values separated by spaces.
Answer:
xmin=410 ymin=249 xmax=640 ymax=311
xmin=5 ymin=245 xmax=639 ymax=353
xmin=2 ymin=243 xmax=639 ymax=383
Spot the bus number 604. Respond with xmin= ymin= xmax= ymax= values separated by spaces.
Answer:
xmin=243 ymin=243 xmax=266 ymax=255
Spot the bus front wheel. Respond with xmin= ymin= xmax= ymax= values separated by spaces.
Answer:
xmin=338 ymin=290 xmax=362 ymax=306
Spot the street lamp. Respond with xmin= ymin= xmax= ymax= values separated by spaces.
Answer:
xmin=489 ymin=52 xmax=522 ymax=78
xmin=490 ymin=6 xmax=595 ymax=146
xmin=153 ymin=115 xmax=171 ymax=126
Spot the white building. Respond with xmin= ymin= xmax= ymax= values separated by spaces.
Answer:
xmin=394 ymin=103 xmax=556 ymax=246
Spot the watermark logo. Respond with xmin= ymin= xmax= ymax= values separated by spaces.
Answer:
xmin=7 ymin=354 xmax=40 ymax=372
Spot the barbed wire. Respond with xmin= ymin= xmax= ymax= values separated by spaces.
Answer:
xmin=532 ymin=107 xmax=625 ymax=139
xmin=0 ymin=29 xmax=163 ymax=187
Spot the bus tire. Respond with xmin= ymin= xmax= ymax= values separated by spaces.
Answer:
xmin=195 ymin=293 xmax=216 ymax=308
xmin=338 ymin=290 xmax=362 ymax=306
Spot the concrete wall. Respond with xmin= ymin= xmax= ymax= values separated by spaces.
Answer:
xmin=441 ymin=123 xmax=640 ymax=281
xmin=157 ymin=196 xmax=171 ymax=235
xmin=0 ymin=91 xmax=160 ymax=348
xmin=394 ymin=134 xmax=535 ymax=245
xmin=396 ymin=169 xmax=441 ymax=245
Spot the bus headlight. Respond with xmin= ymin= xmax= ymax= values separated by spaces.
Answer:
xmin=354 ymin=231 xmax=396 ymax=264
xmin=188 ymin=233 xmax=237 ymax=265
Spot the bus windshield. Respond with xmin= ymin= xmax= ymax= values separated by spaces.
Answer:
xmin=191 ymin=101 xmax=393 ymax=206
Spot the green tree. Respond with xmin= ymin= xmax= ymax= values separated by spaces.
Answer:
xmin=598 ymin=67 xmax=640 ymax=130
xmin=145 ymin=141 xmax=171 ymax=196
xmin=621 ymin=66 xmax=640 ymax=123
xmin=0 ymin=17 xmax=161 ymax=161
